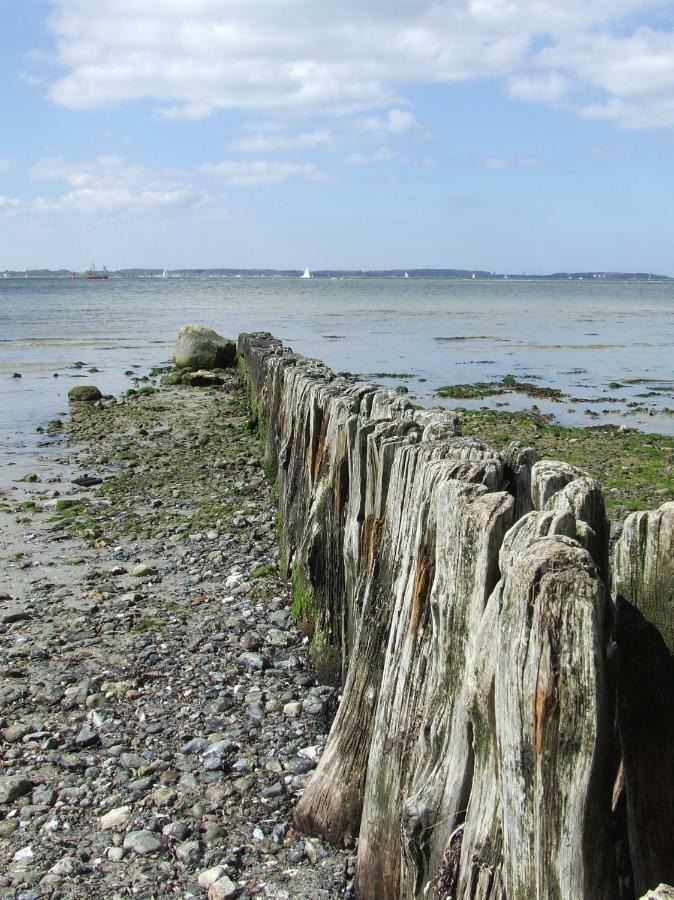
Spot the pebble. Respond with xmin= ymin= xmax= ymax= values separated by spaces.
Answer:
xmin=0 ymin=372 xmax=346 ymax=899
xmin=100 ymin=806 xmax=131 ymax=830
xmin=123 ymin=830 xmax=164 ymax=855
xmin=0 ymin=776 xmax=34 ymax=804
xmin=208 ymin=875 xmax=238 ymax=899
xmin=199 ymin=865 xmax=226 ymax=889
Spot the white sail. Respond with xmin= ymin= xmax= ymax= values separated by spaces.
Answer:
xmin=300 ymin=266 xmax=311 ymax=279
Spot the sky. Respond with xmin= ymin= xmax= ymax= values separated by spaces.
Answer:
xmin=1 ymin=0 xmax=674 ymax=273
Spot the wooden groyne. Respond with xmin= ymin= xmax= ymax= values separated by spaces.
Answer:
xmin=238 ymin=332 xmax=674 ymax=900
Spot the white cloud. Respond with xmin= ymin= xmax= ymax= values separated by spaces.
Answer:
xmin=355 ymin=109 xmax=420 ymax=134
xmin=228 ymin=130 xmax=334 ymax=153
xmin=0 ymin=195 xmax=24 ymax=212
xmin=507 ymin=71 xmax=570 ymax=102
xmin=39 ymin=1 xmax=674 ymax=130
xmin=538 ymin=27 xmax=674 ymax=127
xmin=200 ymin=159 xmax=323 ymax=185
xmin=345 ymin=148 xmax=397 ymax=165
xmin=481 ymin=158 xmax=509 ymax=172
xmin=478 ymin=156 xmax=545 ymax=171
xmin=0 ymin=155 xmax=204 ymax=217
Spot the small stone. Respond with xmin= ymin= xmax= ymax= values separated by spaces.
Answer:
xmin=123 ymin=830 xmax=163 ymax=855
xmin=179 ymin=737 xmax=209 ymax=755
xmin=131 ymin=563 xmax=156 ymax=578
xmin=241 ymin=631 xmax=262 ymax=651
xmin=100 ymin=806 xmax=131 ymax=830
xmin=199 ymin=866 xmax=226 ymax=889
xmin=107 ymin=847 xmax=124 ymax=862
xmin=208 ymin=875 xmax=238 ymax=899
xmin=162 ymin=821 xmax=191 ymax=841
xmin=75 ymin=725 xmax=100 ymax=748
xmin=0 ymin=776 xmax=34 ymax=804
xmin=175 ymin=840 xmax=201 ymax=864
xmin=1 ymin=607 xmax=32 ymax=624
xmin=49 ymin=856 xmax=75 ymax=877
xmin=2 ymin=724 xmax=29 ymax=743
xmin=283 ymin=701 xmax=302 ymax=718
xmin=239 ymin=651 xmax=266 ymax=670
xmin=13 ymin=845 xmax=35 ymax=863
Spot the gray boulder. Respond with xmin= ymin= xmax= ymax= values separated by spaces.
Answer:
xmin=174 ymin=324 xmax=236 ymax=369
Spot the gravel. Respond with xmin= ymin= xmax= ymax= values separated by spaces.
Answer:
xmin=0 ymin=369 xmax=352 ymax=898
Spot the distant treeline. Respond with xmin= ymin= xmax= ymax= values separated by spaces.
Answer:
xmin=4 ymin=268 xmax=673 ymax=281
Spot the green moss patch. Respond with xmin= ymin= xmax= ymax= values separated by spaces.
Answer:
xmin=457 ymin=408 xmax=674 ymax=518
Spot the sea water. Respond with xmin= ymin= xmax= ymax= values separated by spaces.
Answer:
xmin=1 ymin=276 xmax=673 ymax=478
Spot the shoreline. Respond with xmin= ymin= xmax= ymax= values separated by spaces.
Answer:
xmin=0 ymin=370 xmax=349 ymax=897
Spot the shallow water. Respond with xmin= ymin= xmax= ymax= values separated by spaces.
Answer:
xmin=1 ymin=276 xmax=673 ymax=476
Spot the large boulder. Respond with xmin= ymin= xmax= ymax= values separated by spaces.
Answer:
xmin=174 ymin=325 xmax=236 ymax=370
xmin=68 ymin=385 xmax=102 ymax=402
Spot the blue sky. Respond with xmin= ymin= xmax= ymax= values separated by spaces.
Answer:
xmin=1 ymin=0 xmax=674 ymax=273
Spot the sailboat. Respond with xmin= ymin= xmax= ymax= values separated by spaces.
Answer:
xmin=300 ymin=266 xmax=311 ymax=279
xmin=162 ymin=268 xmax=168 ymax=278
xmin=85 ymin=260 xmax=109 ymax=280
xmin=404 ymin=271 xmax=409 ymax=278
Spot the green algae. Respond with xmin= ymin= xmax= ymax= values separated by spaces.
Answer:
xmin=456 ymin=407 xmax=674 ymax=516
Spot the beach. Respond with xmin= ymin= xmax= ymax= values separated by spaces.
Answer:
xmin=0 ymin=369 xmax=349 ymax=898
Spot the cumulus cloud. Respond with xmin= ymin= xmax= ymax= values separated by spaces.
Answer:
xmin=0 ymin=155 xmax=204 ymax=217
xmin=200 ymin=159 xmax=323 ymax=185
xmin=39 ymin=1 xmax=674 ymax=129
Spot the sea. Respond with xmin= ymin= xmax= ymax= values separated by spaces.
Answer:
xmin=1 ymin=275 xmax=673 ymax=484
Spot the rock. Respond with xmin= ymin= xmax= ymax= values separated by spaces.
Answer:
xmin=181 ymin=370 xmax=225 ymax=387
xmin=2 ymin=724 xmax=28 ymax=743
xmin=162 ymin=821 xmax=191 ymax=841
xmin=1 ymin=606 xmax=33 ymax=624
xmin=208 ymin=875 xmax=238 ymax=899
xmin=199 ymin=866 xmax=226 ymax=889
xmin=75 ymin=725 xmax=100 ymax=747
xmin=0 ymin=776 xmax=34 ymax=804
xmin=12 ymin=845 xmax=34 ymax=864
xmin=122 ymin=830 xmax=163 ymax=855
xmin=283 ymin=701 xmax=301 ymax=718
xmin=174 ymin=324 xmax=236 ymax=370
xmin=175 ymin=840 xmax=201 ymax=864
xmin=239 ymin=651 xmax=266 ymax=670
xmin=68 ymin=385 xmax=102 ymax=402
xmin=100 ymin=806 xmax=131 ymax=830
xmin=131 ymin=563 xmax=156 ymax=577
xmin=49 ymin=856 xmax=75 ymax=876
xmin=641 ymin=888 xmax=674 ymax=900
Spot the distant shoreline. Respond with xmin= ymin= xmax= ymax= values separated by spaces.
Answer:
xmin=3 ymin=268 xmax=673 ymax=282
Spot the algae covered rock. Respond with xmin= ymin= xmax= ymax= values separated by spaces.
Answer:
xmin=174 ymin=324 xmax=236 ymax=370
xmin=68 ymin=385 xmax=102 ymax=402
xmin=181 ymin=370 xmax=225 ymax=387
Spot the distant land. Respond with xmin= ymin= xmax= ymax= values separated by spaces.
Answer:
xmin=1 ymin=268 xmax=672 ymax=281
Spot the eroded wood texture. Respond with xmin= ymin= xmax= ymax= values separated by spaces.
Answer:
xmin=611 ymin=502 xmax=674 ymax=897
xmin=237 ymin=333 xmax=673 ymax=900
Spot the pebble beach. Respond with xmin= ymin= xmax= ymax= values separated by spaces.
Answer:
xmin=0 ymin=367 xmax=349 ymax=898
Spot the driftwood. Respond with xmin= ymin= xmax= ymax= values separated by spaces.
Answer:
xmin=237 ymin=333 xmax=674 ymax=900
